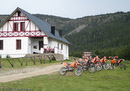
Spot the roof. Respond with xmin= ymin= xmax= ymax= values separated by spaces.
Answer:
xmin=0 ymin=7 xmax=71 ymax=44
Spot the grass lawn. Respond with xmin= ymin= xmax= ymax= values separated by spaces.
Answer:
xmin=0 ymin=61 xmax=130 ymax=91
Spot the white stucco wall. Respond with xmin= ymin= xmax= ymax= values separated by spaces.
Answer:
xmin=0 ymin=37 xmax=29 ymax=58
xmin=29 ymin=37 xmax=43 ymax=54
xmin=48 ymin=38 xmax=69 ymax=60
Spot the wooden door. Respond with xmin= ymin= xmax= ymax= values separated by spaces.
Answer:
xmin=39 ymin=41 xmax=43 ymax=50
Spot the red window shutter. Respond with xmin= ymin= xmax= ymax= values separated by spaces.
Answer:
xmin=20 ymin=22 xmax=25 ymax=31
xmin=13 ymin=23 xmax=15 ymax=31
xmin=16 ymin=40 xmax=18 ymax=49
xmin=19 ymin=40 xmax=21 ymax=49
xmin=23 ymin=23 xmax=25 ymax=31
xmin=16 ymin=40 xmax=21 ymax=50
xmin=13 ymin=23 xmax=18 ymax=31
xmin=20 ymin=22 xmax=22 ymax=31
xmin=16 ymin=23 xmax=18 ymax=31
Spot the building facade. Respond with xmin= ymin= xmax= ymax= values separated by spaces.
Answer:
xmin=0 ymin=7 xmax=70 ymax=59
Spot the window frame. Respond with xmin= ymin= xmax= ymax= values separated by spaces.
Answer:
xmin=16 ymin=40 xmax=21 ymax=50
xmin=61 ymin=44 xmax=63 ymax=50
xmin=0 ymin=40 xmax=3 ymax=50
xmin=13 ymin=23 xmax=19 ymax=32
xmin=20 ymin=22 xmax=25 ymax=31
xmin=18 ymin=11 xmax=21 ymax=16
xmin=57 ymin=43 xmax=59 ymax=49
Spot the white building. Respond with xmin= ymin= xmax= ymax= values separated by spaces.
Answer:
xmin=0 ymin=7 xmax=70 ymax=59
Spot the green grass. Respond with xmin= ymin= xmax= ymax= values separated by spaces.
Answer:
xmin=0 ymin=61 xmax=130 ymax=91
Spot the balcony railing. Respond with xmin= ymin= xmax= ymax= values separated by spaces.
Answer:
xmin=0 ymin=31 xmax=46 ymax=37
xmin=44 ymin=48 xmax=54 ymax=53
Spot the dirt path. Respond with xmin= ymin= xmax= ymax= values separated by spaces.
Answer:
xmin=0 ymin=64 xmax=63 ymax=83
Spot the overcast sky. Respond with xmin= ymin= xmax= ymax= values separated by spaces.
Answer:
xmin=0 ymin=0 xmax=130 ymax=19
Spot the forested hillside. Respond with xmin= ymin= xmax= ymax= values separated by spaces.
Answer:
xmin=66 ymin=16 xmax=130 ymax=57
xmin=0 ymin=12 xmax=130 ymax=59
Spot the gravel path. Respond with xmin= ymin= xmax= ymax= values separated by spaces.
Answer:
xmin=0 ymin=64 xmax=63 ymax=83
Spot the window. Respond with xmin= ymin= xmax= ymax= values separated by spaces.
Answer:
xmin=33 ymin=45 xmax=37 ymax=49
xmin=13 ymin=23 xmax=18 ymax=31
xmin=61 ymin=44 xmax=63 ymax=50
xmin=16 ymin=40 xmax=21 ymax=50
xmin=18 ymin=11 xmax=21 ymax=16
xmin=20 ymin=22 xmax=25 ymax=31
xmin=0 ymin=40 xmax=3 ymax=50
xmin=39 ymin=30 xmax=42 ymax=32
xmin=57 ymin=43 xmax=59 ymax=49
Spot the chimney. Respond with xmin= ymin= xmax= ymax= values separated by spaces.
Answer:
xmin=51 ymin=26 xmax=55 ymax=35
xmin=59 ymin=30 xmax=62 ymax=37
xmin=45 ymin=18 xmax=48 ymax=22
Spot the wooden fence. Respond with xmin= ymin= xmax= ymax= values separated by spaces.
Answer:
xmin=0 ymin=55 xmax=55 ymax=68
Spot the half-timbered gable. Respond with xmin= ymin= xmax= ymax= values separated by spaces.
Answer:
xmin=0 ymin=10 xmax=45 ymax=37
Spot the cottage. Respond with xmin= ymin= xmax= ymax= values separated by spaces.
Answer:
xmin=0 ymin=7 xmax=70 ymax=59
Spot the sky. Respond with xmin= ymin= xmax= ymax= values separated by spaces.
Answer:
xmin=0 ymin=0 xmax=130 ymax=19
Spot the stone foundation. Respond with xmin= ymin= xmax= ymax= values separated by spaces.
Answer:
xmin=25 ymin=53 xmax=64 ymax=61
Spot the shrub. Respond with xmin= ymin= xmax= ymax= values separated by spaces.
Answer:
xmin=118 ymin=45 xmax=130 ymax=60
xmin=6 ymin=55 xmax=11 ymax=58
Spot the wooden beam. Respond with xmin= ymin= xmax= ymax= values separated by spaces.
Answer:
xmin=0 ymin=59 xmax=2 ymax=68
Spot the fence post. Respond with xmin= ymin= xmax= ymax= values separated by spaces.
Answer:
xmin=26 ymin=57 xmax=28 ymax=66
xmin=34 ymin=56 xmax=36 ymax=65
xmin=43 ymin=55 xmax=45 ymax=64
xmin=47 ymin=55 xmax=51 ymax=63
xmin=21 ymin=57 xmax=23 ymax=66
xmin=12 ymin=58 xmax=14 ymax=67
xmin=0 ymin=59 xmax=2 ymax=68
xmin=40 ymin=56 xmax=42 ymax=64
xmin=39 ymin=56 xmax=42 ymax=64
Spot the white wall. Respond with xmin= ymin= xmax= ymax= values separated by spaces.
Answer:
xmin=29 ymin=37 xmax=43 ymax=54
xmin=0 ymin=37 xmax=29 ymax=58
xmin=48 ymin=38 xmax=69 ymax=60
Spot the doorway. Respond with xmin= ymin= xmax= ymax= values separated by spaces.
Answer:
xmin=39 ymin=41 xmax=43 ymax=50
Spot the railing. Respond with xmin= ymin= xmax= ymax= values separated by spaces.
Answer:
xmin=44 ymin=48 xmax=54 ymax=53
xmin=43 ymin=47 xmax=62 ymax=54
xmin=0 ymin=55 xmax=55 ymax=68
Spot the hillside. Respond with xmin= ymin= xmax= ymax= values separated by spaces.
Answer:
xmin=0 ymin=12 xmax=130 ymax=58
xmin=65 ymin=12 xmax=130 ymax=50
